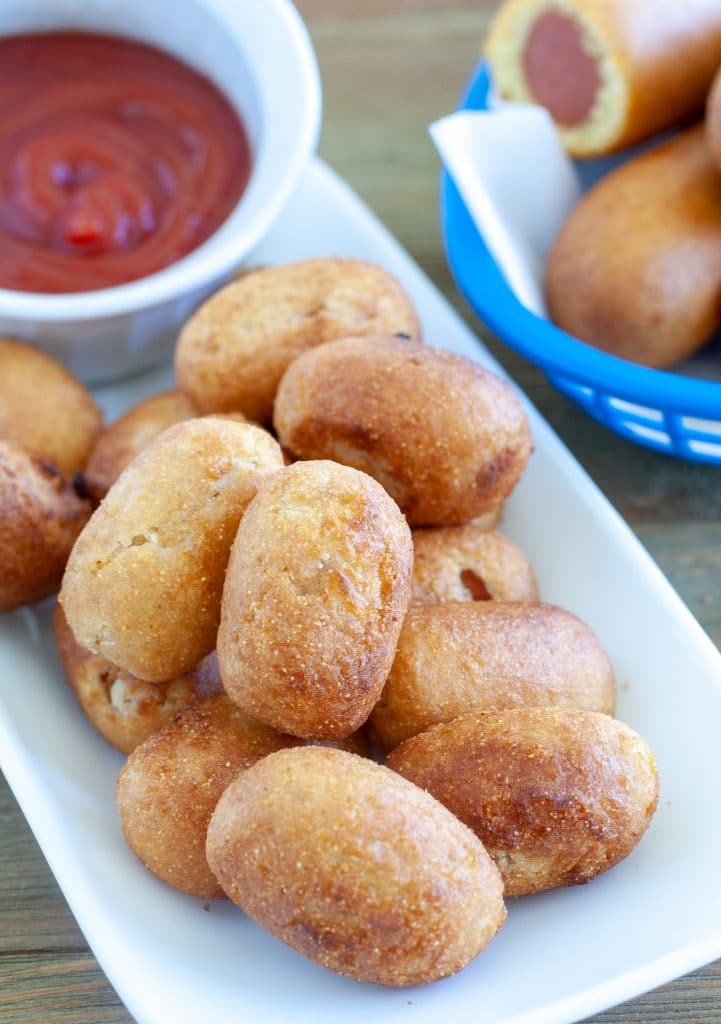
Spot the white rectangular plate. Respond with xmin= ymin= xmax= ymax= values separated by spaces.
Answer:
xmin=2 ymin=158 xmax=721 ymax=1024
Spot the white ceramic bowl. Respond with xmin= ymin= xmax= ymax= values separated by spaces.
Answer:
xmin=0 ymin=0 xmax=321 ymax=382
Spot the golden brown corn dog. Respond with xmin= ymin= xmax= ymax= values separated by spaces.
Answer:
xmin=546 ymin=126 xmax=721 ymax=367
xmin=486 ymin=0 xmax=721 ymax=156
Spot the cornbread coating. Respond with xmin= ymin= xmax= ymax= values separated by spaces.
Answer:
xmin=313 ymin=729 xmax=373 ymax=759
xmin=547 ymin=126 xmax=721 ymax=368
xmin=175 ymin=258 xmax=421 ymax=423
xmin=84 ymin=391 xmax=250 ymax=503
xmin=0 ymin=441 xmax=91 ymax=611
xmin=274 ymin=336 xmax=532 ymax=525
xmin=206 ymin=746 xmax=506 ymax=986
xmin=218 ymin=460 xmax=413 ymax=739
xmin=370 ymin=602 xmax=616 ymax=751
xmin=411 ymin=526 xmax=538 ymax=605
xmin=486 ymin=0 xmax=721 ymax=157
xmin=117 ymin=696 xmax=299 ymax=898
xmin=83 ymin=390 xmax=198 ymax=503
xmin=54 ymin=604 xmax=224 ymax=754
xmin=0 ymin=338 xmax=102 ymax=476
xmin=59 ymin=418 xmax=284 ymax=682
xmin=387 ymin=708 xmax=659 ymax=897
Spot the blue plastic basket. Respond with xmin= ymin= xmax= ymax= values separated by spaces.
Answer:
xmin=441 ymin=62 xmax=721 ymax=464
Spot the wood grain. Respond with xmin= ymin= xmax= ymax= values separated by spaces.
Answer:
xmin=2 ymin=1 xmax=720 ymax=1021
xmin=0 ymin=953 xmax=131 ymax=1024
xmin=302 ymin=0 xmax=497 ymax=18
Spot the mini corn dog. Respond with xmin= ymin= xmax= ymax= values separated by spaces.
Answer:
xmin=547 ymin=126 xmax=721 ymax=367
xmin=486 ymin=0 xmax=721 ymax=156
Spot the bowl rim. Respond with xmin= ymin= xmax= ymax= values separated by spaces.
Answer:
xmin=0 ymin=0 xmax=322 ymax=322
xmin=441 ymin=61 xmax=721 ymax=421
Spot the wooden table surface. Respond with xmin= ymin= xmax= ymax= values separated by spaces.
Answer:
xmin=2 ymin=1 xmax=721 ymax=1021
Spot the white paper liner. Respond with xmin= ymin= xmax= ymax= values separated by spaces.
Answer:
xmin=430 ymin=104 xmax=580 ymax=317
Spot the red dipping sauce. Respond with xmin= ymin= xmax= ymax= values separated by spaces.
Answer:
xmin=0 ymin=32 xmax=252 ymax=293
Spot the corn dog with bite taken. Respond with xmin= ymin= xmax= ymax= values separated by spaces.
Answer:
xmin=486 ymin=0 xmax=721 ymax=157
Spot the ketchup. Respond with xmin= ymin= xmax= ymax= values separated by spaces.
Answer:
xmin=0 ymin=32 xmax=252 ymax=293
